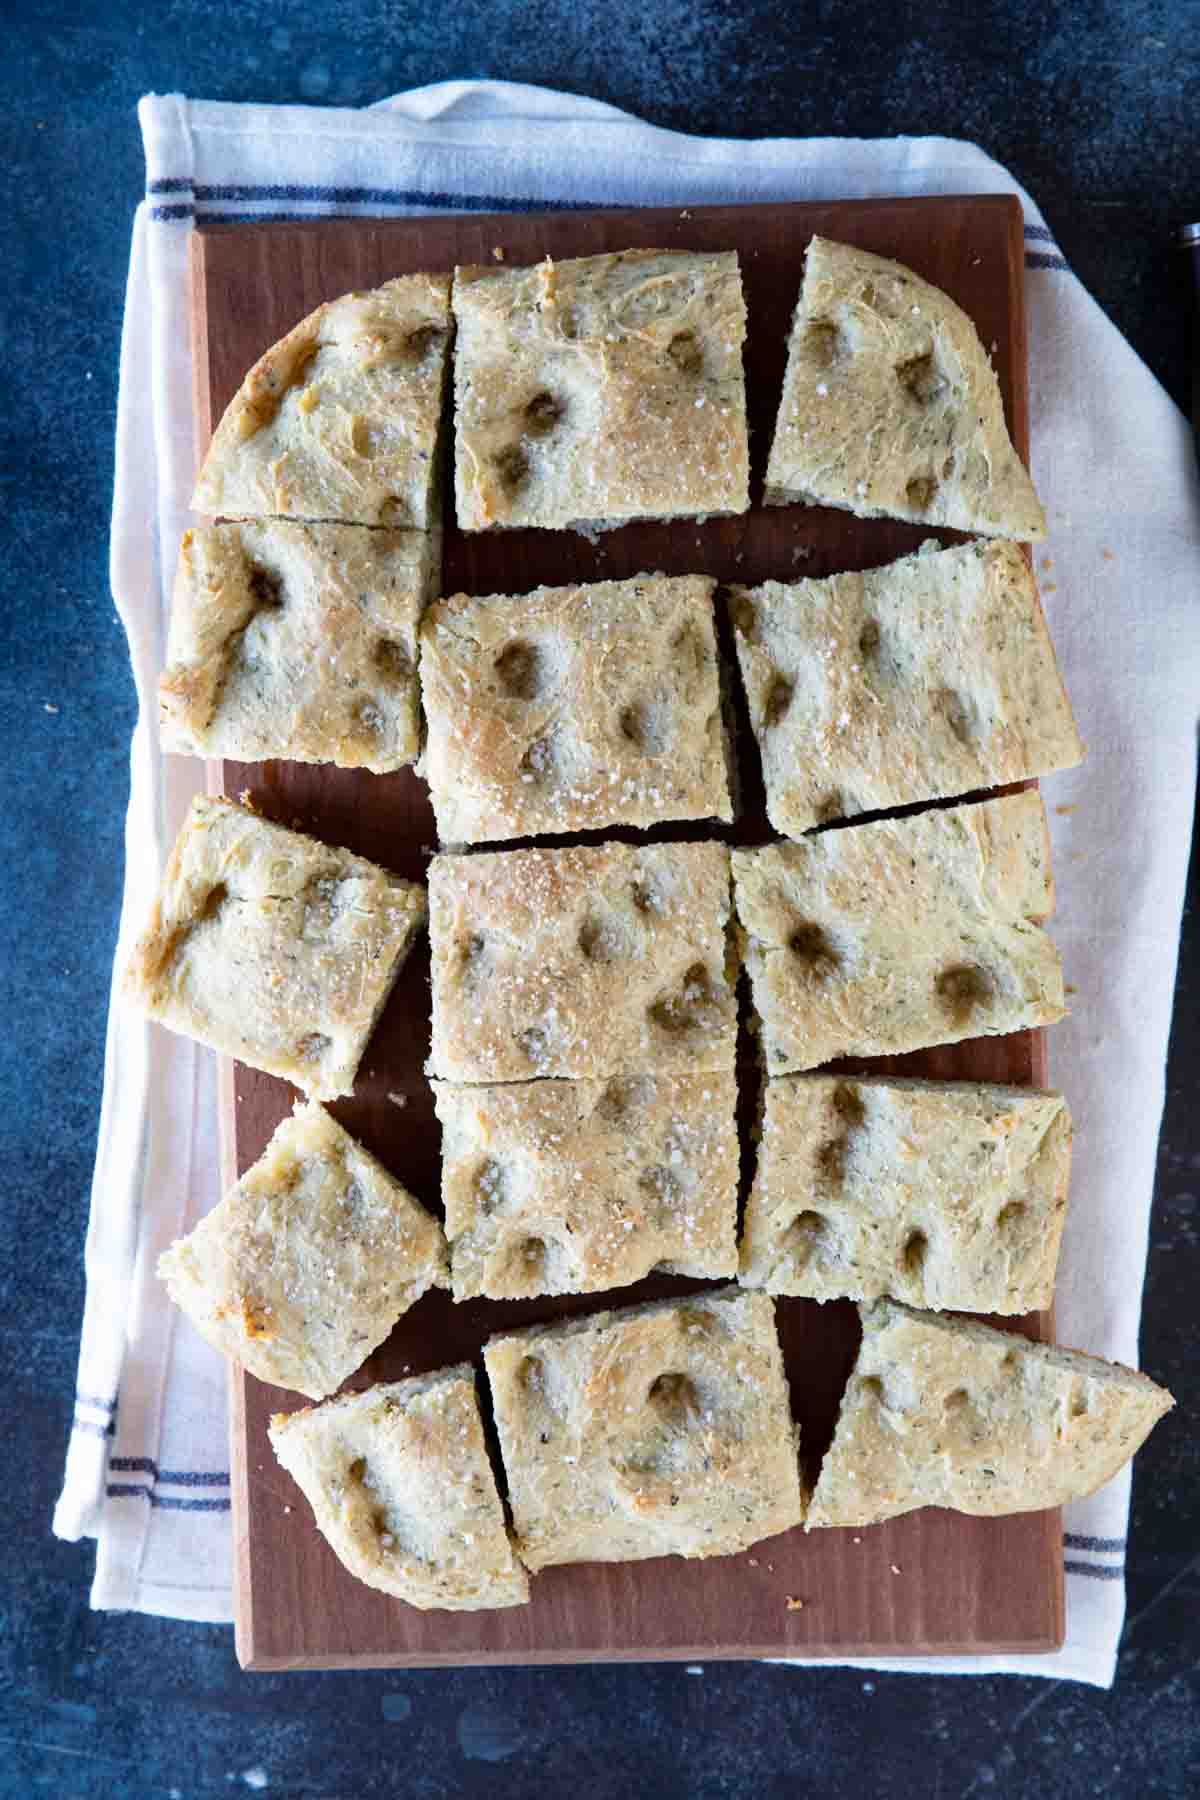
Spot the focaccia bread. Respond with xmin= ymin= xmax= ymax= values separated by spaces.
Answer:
xmin=732 ymin=791 xmax=1065 ymax=1073
xmin=159 ymin=521 xmax=436 ymax=770
xmin=765 ymin=236 xmax=1047 ymax=540
xmin=807 ymin=1299 xmax=1174 ymax=1529
xmin=427 ymin=839 xmax=736 ymax=1082
xmin=484 ymin=1288 xmax=804 ymax=1569
xmin=269 ymin=1369 xmax=529 ymax=1609
xmin=739 ymin=1074 xmax=1072 ymax=1312
xmin=453 ymin=250 xmax=750 ymax=533
xmin=418 ymin=572 xmax=733 ymax=845
xmin=123 ymin=796 xmax=426 ymax=1099
xmin=193 ymin=274 xmax=452 ymax=528
xmin=728 ymin=540 xmax=1082 ymax=836
xmin=433 ymin=1071 xmax=739 ymax=1300
xmin=158 ymin=1102 xmax=448 ymax=1400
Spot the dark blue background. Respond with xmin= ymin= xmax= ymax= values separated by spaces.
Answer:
xmin=3 ymin=3 xmax=1196 ymax=1795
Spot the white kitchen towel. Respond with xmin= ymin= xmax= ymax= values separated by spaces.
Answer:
xmin=54 ymin=80 xmax=1198 ymax=1686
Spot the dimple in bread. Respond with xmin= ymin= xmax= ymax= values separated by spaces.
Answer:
xmin=738 ymin=1074 xmax=1072 ymax=1313
xmin=123 ymin=795 xmax=426 ymax=1100
xmin=269 ymin=1369 xmax=530 ymax=1610
xmin=732 ymin=791 xmax=1065 ymax=1074
xmin=160 ymin=521 xmax=435 ymax=771
xmin=158 ymin=1102 xmax=448 ymax=1400
xmin=484 ymin=1288 xmax=805 ymax=1570
xmin=728 ymin=539 xmax=1082 ymax=837
xmin=192 ymin=274 xmax=452 ymax=528
xmin=418 ymin=572 xmax=733 ymax=845
xmin=452 ymin=250 xmax=750 ymax=533
xmin=807 ymin=1299 xmax=1174 ymax=1529
xmin=765 ymin=236 xmax=1047 ymax=540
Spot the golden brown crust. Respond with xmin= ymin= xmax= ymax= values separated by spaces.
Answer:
xmin=427 ymin=839 xmax=737 ymax=1083
xmin=158 ymin=1103 xmax=448 ymax=1399
xmin=123 ymin=796 xmax=426 ymax=1099
xmin=765 ymin=237 xmax=1047 ymax=540
xmin=269 ymin=1369 xmax=530 ymax=1609
xmin=452 ymin=250 xmax=749 ymax=532
xmin=738 ymin=1074 xmax=1072 ymax=1311
xmin=484 ymin=1289 xmax=805 ymax=1569
xmin=160 ymin=522 xmax=435 ymax=770
xmin=732 ymin=792 xmax=1065 ymax=1074
xmin=729 ymin=540 xmax=1083 ymax=836
xmin=193 ymin=274 xmax=452 ymax=528
xmin=418 ymin=572 xmax=732 ymax=844
xmin=433 ymin=1072 xmax=739 ymax=1299
xmin=807 ymin=1300 xmax=1175 ymax=1529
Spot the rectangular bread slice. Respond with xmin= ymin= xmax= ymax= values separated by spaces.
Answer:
xmin=158 ymin=1102 xmax=448 ymax=1400
xmin=807 ymin=1299 xmax=1174 ymax=1529
xmin=269 ymin=1369 xmax=529 ymax=1610
xmin=728 ymin=540 xmax=1082 ymax=836
xmin=764 ymin=235 xmax=1046 ymax=540
xmin=732 ymin=791 xmax=1064 ymax=1073
xmin=433 ymin=1072 xmax=739 ymax=1300
xmin=160 ymin=521 xmax=436 ymax=771
xmin=192 ymin=273 xmax=452 ymax=529
xmin=739 ymin=1074 xmax=1071 ymax=1312
xmin=418 ymin=572 xmax=733 ymax=845
xmin=123 ymin=795 xmax=426 ymax=1099
xmin=484 ymin=1288 xmax=804 ymax=1570
xmin=452 ymin=249 xmax=749 ymax=533
xmin=427 ymin=839 xmax=736 ymax=1083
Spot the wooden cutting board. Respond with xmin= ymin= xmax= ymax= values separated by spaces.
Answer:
xmin=190 ymin=193 xmax=1064 ymax=1670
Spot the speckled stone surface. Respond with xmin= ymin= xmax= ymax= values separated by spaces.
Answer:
xmin=3 ymin=2 xmax=1197 ymax=1795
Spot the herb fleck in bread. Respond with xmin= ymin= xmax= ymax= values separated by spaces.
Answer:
xmin=732 ymin=791 xmax=1065 ymax=1073
xmin=484 ymin=1288 xmax=804 ymax=1569
xmin=765 ymin=236 xmax=1046 ymax=540
xmin=739 ymin=1074 xmax=1071 ymax=1312
xmin=807 ymin=1299 xmax=1174 ymax=1528
xmin=728 ymin=539 xmax=1082 ymax=836
xmin=269 ymin=1369 xmax=529 ymax=1609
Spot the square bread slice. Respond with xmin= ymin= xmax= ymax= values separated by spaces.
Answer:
xmin=418 ymin=572 xmax=733 ymax=845
xmin=765 ymin=236 xmax=1046 ymax=541
xmin=427 ymin=839 xmax=736 ymax=1083
xmin=739 ymin=1074 xmax=1072 ymax=1313
xmin=484 ymin=1288 xmax=804 ymax=1569
xmin=433 ymin=1072 xmax=739 ymax=1300
xmin=158 ymin=1102 xmax=448 ymax=1400
xmin=728 ymin=540 xmax=1083 ymax=836
xmin=732 ymin=791 xmax=1065 ymax=1074
xmin=807 ymin=1299 xmax=1174 ymax=1529
xmin=192 ymin=273 xmax=452 ymax=528
xmin=159 ymin=521 xmax=436 ymax=771
xmin=123 ymin=796 xmax=426 ymax=1099
xmin=452 ymin=250 xmax=749 ymax=533
xmin=269 ymin=1369 xmax=530 ymax=1609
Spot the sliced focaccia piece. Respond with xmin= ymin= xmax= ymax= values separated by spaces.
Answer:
xmin=158 ymin=1103 xmax=448 ymax=1399
xmin=418 ymin=572 xmax=733 ymax=845
xmin=123 ymin=796 xmax=426 ymax=1100
xmin=765 ymin=236 xmax=1046 ymax=540
xmin=807 ymin=1299 xmax=1174 ymax=1529
xmin=484 ymin=1288 xmax=804 ymax=1570
xmin=739 ymin=1074 xmax=1071 ymax=1312
xmin=193 ymin=274 xmax=452 ymax=527
xmin=269 ymin=1369 xmax=530 ymax=1609
xmin=433 ymin=1071 xmax=739 ymax=1300
xmin=453 ymin=249 xmax=749 ymax=533
xmin=427 ymin=839 xmax=736 ymax=1083
xmin=159 ymin=521 xmax=435 ymax=770
xmin=732 ymin=791 xmax=1065 ymax=1074
xmin=728 ymin=540 xmax=1082 ymax=836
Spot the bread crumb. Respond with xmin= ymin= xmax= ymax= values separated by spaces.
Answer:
xmin=890 ymin=1563 xmax=902 ymax=1575
xmin=387 ymin=1091 xmax=408 ymax=1108
xmin=852 ymin=1535 xmax=862 ymax=1544
xmin=1041 ymin=556 xmax=1053 ymax=571
xmin=1055 ymin=803 xmax=1077 ymax=816
xmin=1065 ymin=982 xmax=1078 ymax=996
xmin=1101 ymin=547 xmax=1115 ymax=561
xmin=748 ymin=1557 xmax=759 ymax=1567
xmin=492 ymin=246 xmax=505 ymax=262
xmin=1043 ymin=582 xmax=1057 ymax=594
xmin=43 ymin=701 xmax=59 ymax=714
xmin=680 ymin=209 xmax=692 ymax=219
xmin=283 ymin=1504 xmax=292 ymax=1514
xmin=785 ymin=1595 xmax=806 ymax=1611
xmin=684 ymin=1664 xmax=704 ymax=1675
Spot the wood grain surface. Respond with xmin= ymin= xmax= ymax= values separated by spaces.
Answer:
xmin=191 ymin=193 xmax=1064 ymax=1669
